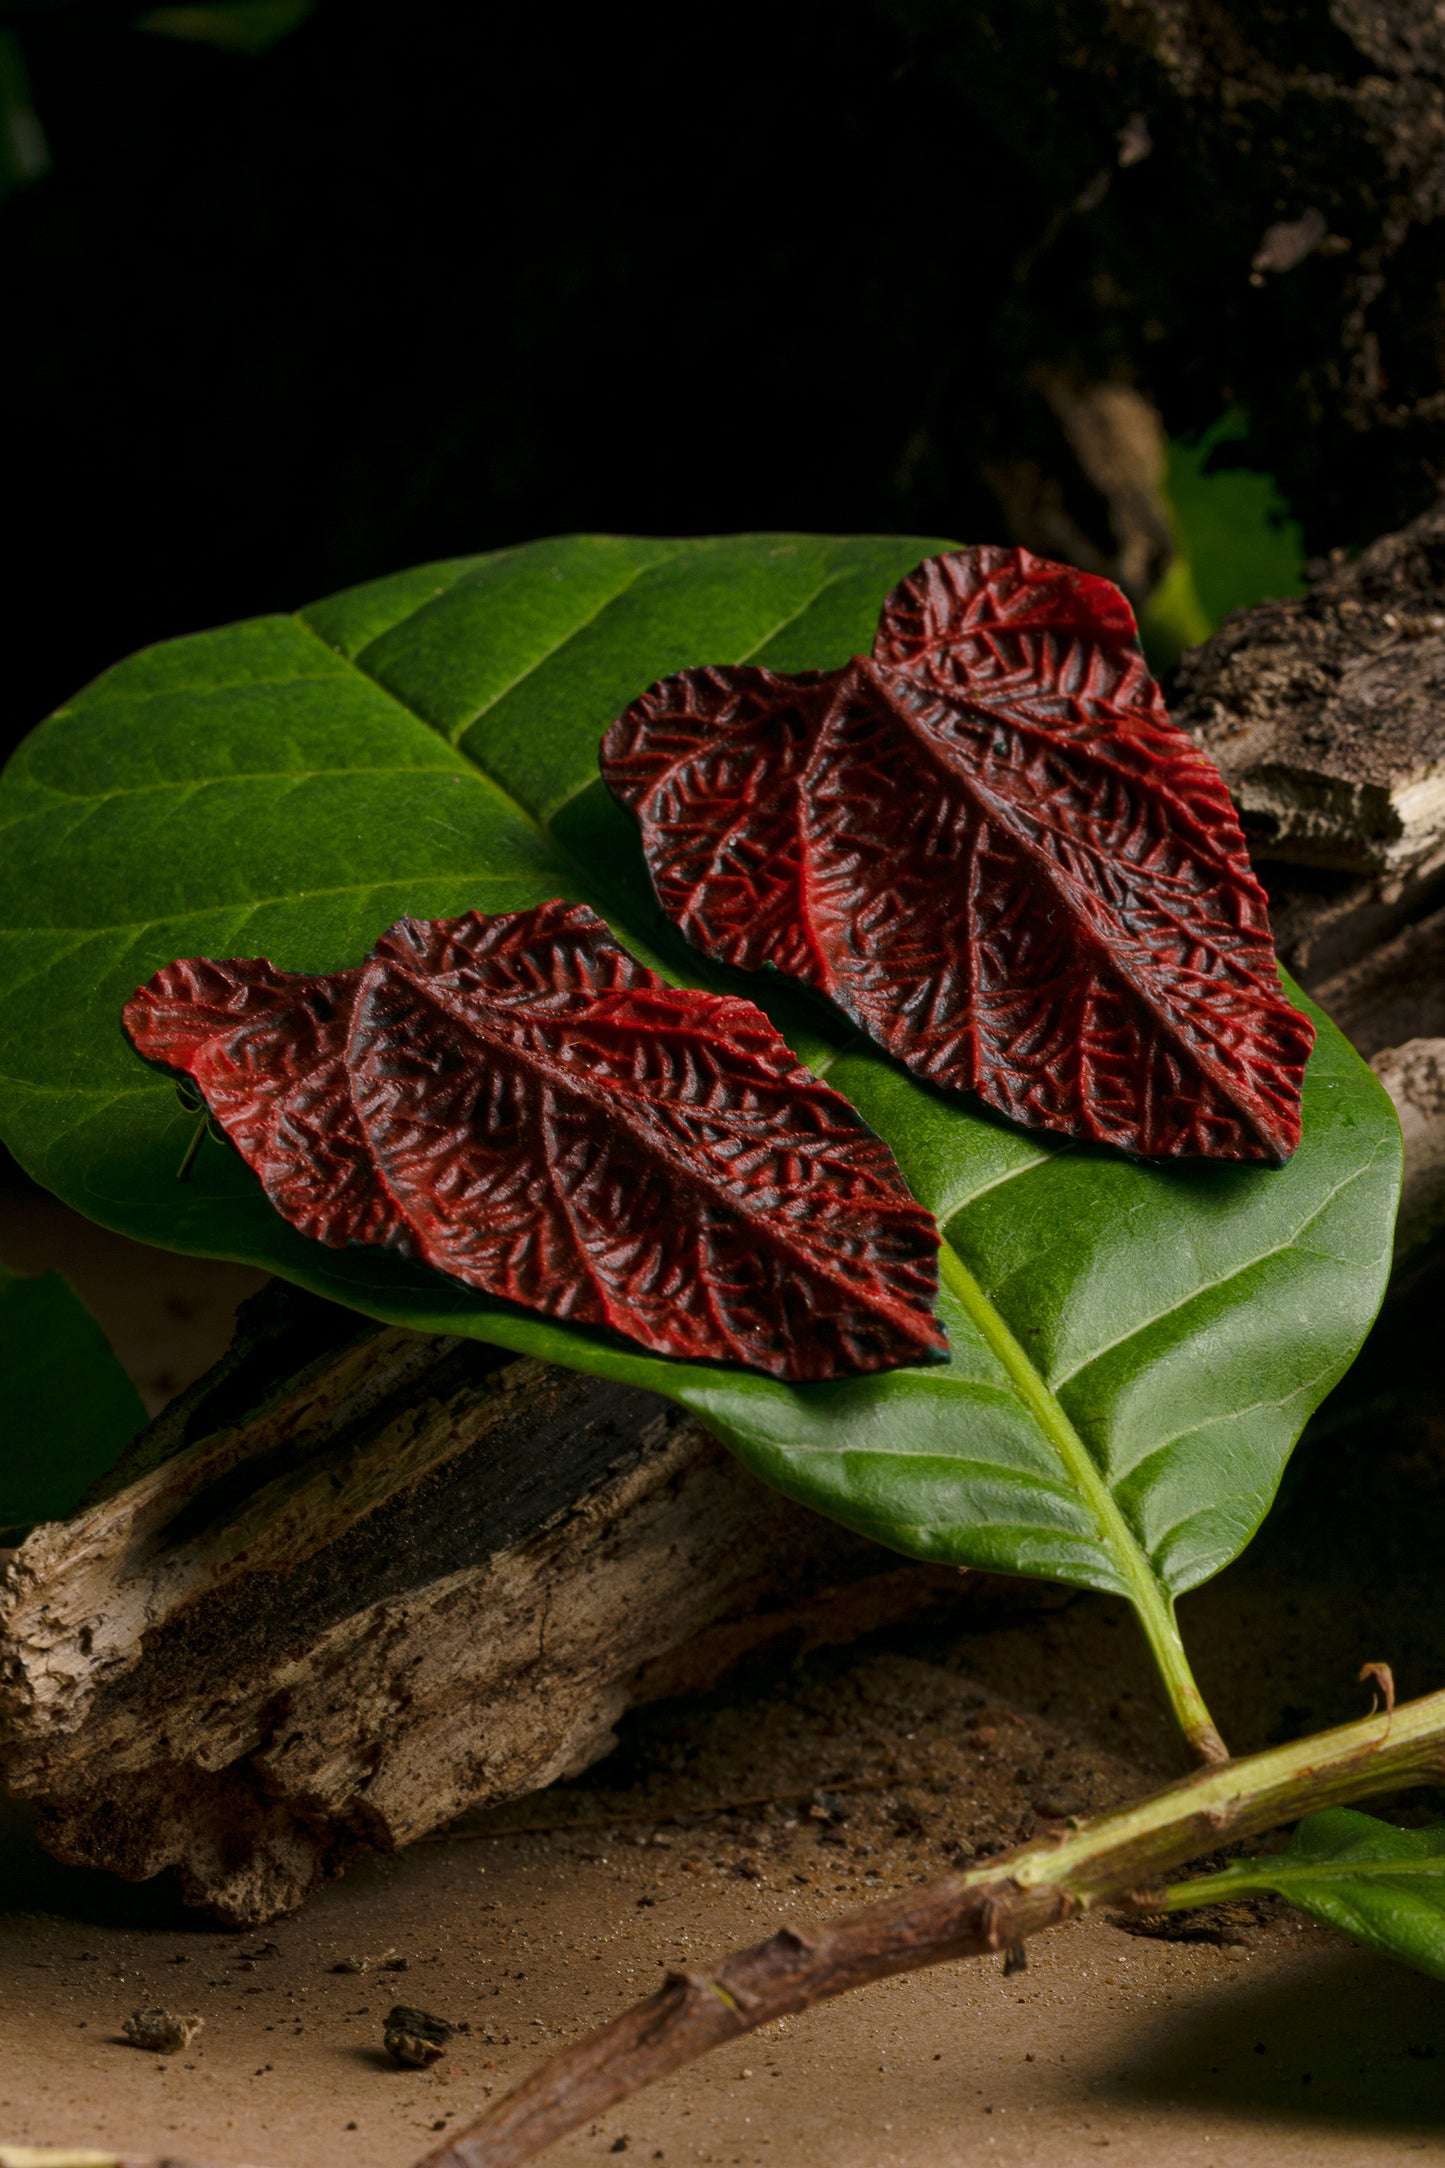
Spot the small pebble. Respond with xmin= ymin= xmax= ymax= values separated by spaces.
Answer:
xmin=384 ymin=2003 xmax=454 ymax=2068
xmin=123 ymin=2009 xmax=204 ymax=2054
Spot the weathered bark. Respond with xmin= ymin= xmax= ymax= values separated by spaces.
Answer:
xmin=0 ymin=1287 xmax=974 ymax=1925
xmin=889 ymin=1 xmax=1445 ymax=574
xmin=1176 ymin=499 xmax=1445 ymax=887
xmin=1372 ymin=1038 xmax=1445 ymax=1257
xmin=1173 ymin=498 xmax=1445 ymax=1255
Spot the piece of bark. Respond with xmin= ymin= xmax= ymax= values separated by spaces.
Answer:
xmin=1174 ymin=498 xmax=1445 ymax=879
xmin=1169 ymin=512 xmax=1445 ymax=1274
xmin=0 ymin=1288 xmax=976 ymax=1927
xmin=887 ymin=1 xmax=1445 ymax=568
xmin=1311 ymin=899 xmax=1445 ymax=1059
xmin=1257 ymin=858 xmax=1445 ymax=987
xmin=1372 ymin=1038 xmax=1445 ymax=1258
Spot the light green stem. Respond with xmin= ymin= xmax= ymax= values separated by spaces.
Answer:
xmin=937 ymin=1239 xmax=1227 ymax=1765
xmin=1158 ymin=1857 xmax=1445 ymax=1910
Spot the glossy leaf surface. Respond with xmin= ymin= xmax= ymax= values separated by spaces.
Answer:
xmin=0 ymin=1264 xmax=145 ymax=1534
xmin=0 ymin=535 xmax=1401 ymax=1647
xmin=125 ymin=901 xmax=944 ymax=1380
xmin=1168 ymin=1810 xmax=1445 ymax=1981
xmin=603 ymin=546 xmax=1313 ymax=1160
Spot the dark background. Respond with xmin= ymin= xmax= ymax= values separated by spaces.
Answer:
xmin=4 ymin=0 xmax=1443 ymax=758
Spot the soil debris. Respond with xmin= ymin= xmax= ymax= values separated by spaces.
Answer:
xmin=1108 ymin=1904 xmax=1255 ymax=1947
xmin=122 ymin=2008 xmax=204 ymax=2053
xmin=383 ymin=2004 xmax=453 ymax=2068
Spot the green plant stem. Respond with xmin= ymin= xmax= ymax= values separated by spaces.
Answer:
xmin=936 ymin=1239 xmax=1227 ymax=1765
xmin=422 ymin=1685 xmax=1445 ymax=2168
xmin=1156 ymin=1857 xmax=1445 ymax=1910
xmin=175 ymin=1110 xmax=208 ymax=1182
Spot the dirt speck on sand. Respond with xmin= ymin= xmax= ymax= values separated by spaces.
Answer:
xmin=120 ymin=2011 xmax=204 ymax=2055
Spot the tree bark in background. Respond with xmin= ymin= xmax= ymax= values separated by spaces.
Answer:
xmin=887 ymin=0 xmax=1445 ymax=590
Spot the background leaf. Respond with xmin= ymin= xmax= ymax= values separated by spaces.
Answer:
xmin=0 ymin=1263 xmax=145 ymax=1534
xmin=1164 ymin=1810 xmax=1445 ymax=1982
xmin=0 ymin=533 xmax=1402 ymax=1720
xmin=135 ymin=1 xmax=315 ymax=59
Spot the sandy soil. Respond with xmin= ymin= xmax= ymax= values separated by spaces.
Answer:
xmin=1 ymin=1174 xmax=1442 ymax=2168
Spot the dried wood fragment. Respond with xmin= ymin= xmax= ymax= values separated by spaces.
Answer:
xmin=1170 ymin=502 xmax=1445 ymax=1281
xmin=0 ymin=1288 xmax=971 ymax=1926
xmin=1176 ymin=499 xmax=1445 ymax=880
xmin=1372 ymin=1039 xmax=1445 ymax=1258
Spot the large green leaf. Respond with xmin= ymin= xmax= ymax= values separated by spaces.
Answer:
xmin=0 ymin=533 xmax=1401 ymax=1740
xmin=0 ymin=1264 xmax=145 ymax=1534
xmin=1164 ymin=1810 xmax=1445 ymax=1981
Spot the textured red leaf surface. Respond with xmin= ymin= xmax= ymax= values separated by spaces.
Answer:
xmin=123 ymin=901 xmax=945 ymax=1380
xmin=602 ymin=546 xmax=1314 ymax=1161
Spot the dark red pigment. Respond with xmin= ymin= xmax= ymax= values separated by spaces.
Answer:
xmin=123 ymin=901 xmax=946 ymax=1380
xmin=602 ymin=546 xmax=1314 ymax=1161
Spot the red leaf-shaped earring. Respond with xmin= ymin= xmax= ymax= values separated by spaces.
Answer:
xmin=601 ymin=546 xmax=1313 ymax=1162
xmin=124 ymin=901 xmax=946 ymax=1380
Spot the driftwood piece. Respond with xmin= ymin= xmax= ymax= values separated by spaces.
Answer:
xmin=1176 ymin=498 xmax=1445 ymax=883
xmin=0 ymin=1288 xmax=971 ymax=1925
xmin=1373 ymin=1039 xmax=1445 ymax=1257
xmin=1170 ymin=508 xmax=1445 ymax=1256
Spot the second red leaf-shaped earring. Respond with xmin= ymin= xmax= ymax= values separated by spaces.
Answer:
xmin=601 ymin=545 xmax=1314 ymax=1162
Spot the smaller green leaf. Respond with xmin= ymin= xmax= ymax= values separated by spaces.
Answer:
xmin=0 ymin=1264 xmax=145 ymax=1536
xmin=1163 ymin=1809 xmax=1445 ymax=1981
xmin=0 ymin=29 xmax=49 ymax=203
xmin=136 ymin=0 xmax=314 ymax=57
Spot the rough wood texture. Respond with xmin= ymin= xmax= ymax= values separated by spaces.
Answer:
xmin=884 ymin=1 xmax=1445 ymax=571
xmin=1172 ymin=502 xmax=1445 ymax=1261
xmin=1372 ymin=1038 xmax=1445 ymax=1257
xmin=0 ymin=1289 xmax=970 ymax=1926
xmin=1177 ymin=499 xmax=1445 ymax=880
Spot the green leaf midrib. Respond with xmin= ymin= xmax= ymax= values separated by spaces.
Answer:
xmin=938 ymin=1240 xmax=1156 ymax=1606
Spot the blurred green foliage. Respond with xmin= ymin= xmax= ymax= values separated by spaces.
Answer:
xmin=0 ymin=1263 xmax=144 ymax=1538
xmin=137 ymin=0 xmax=314 ymax=57
xmin=1144 ymin=411 xmax=1308 ymax=670
xmin=0 ymin=27 xmax=48 ymax=202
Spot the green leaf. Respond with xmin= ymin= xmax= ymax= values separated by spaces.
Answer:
xmin=0 ymin=29 xmax=50 ymax=204
xmin=0 ymin=1264 xmax=145 ymax=1534
xmin=0 ymin=532 xmax=1401 ymax=1746
xmin=1142 ymin=410 xmax=1308 ymax=671
xmin=1163 ymin=1810 xmax=1445 ymax=1981
xmin=136 ymin=0 xmax=315 ymax=57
